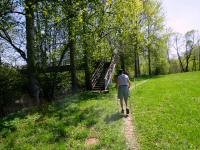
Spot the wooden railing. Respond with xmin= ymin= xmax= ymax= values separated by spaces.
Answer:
xmin=48 ymin=59 xmax=70 ymax=67
xmin=104 ymin=53 xmax=118 ymax=90
xmin=91 ymin=60 xmax=105 ymax=88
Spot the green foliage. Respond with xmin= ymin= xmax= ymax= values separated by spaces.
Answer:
xmin=131 ymin=72 xmax=200 ymax=149
xmin=0 ymin=0 xmax=172 ymax=114
xmin=37 ymin=72 xmax=71 ymax=99
xmin=0 ymin=65 xmax=27 ymax=115
xmin=169 ymin=59 xmax=181 ymax=73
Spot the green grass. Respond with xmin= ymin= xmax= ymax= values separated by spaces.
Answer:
xmin=0 ymin=89 xmax=127 ymax=150
xmin=1 ymin=72 xmax=200 ymax=149
xmin=131 ymin=72 xmax=200 ymax=150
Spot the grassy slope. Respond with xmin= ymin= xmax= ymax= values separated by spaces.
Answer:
xmin=0 ymin=89 xmax=127 ymax=150
xmin=131 ymin=72 xmax=200 ymax=150
xmin=1 ymin=72 xmax=200 ymax=150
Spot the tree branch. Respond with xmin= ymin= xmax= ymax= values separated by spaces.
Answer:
xmin=9 ymin=11 xmax=25 ymax=16
xmin=0 ymin=28 xmax=27 ymax=61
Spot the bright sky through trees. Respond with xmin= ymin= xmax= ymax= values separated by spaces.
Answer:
xmin=162 ymin=0 xmax=200 ymax=34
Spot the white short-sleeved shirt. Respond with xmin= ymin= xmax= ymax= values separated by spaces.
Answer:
xmin=117 ymin=74 xmax=129 ymax=86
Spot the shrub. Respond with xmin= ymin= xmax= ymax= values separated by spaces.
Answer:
xmin=0 ymin=65 xmax=27 ymax=116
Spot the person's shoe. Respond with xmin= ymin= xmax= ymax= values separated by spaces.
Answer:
xmin=126 ymin=108 xmax=129 ymax=114
xmin=121 ymin=109 xmax=124 ymax=114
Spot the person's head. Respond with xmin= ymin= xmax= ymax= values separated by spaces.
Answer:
xmin=118 ymin=69 xmax=124 ymax=75
xmin=124 ymin=70 xmax=129 ymax=76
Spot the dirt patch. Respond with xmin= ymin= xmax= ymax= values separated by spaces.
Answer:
xmin=85 ymin=137 xmax=99 ymax=145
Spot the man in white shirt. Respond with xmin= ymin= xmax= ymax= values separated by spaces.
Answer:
xmin=117 ymin=69 xmax=131 ymax=114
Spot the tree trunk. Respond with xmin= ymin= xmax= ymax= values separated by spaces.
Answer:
xmin=134 ymin=50 xmax=140 ymax=77
xmin=67 ymin=1 xmax=78 ymax=94
xmin=120 ymin=52 xmax=125 ymax=71
xmin=185 ymin=49 xmax=193 ymax=72
xmin=82 ymin=34 xmax=91 ymax=90
xmin=25 ymin=0 xmax=40 ymax=105
xmin=175 ymin=37 xmax=185 ymax=72
xmin=199 ymin=46 xmax=200 ymax=71
xmin=137 ymin=54 xmax=140 ymax=76
xmin=119 ymin=41 xmax=125 ymax=71
xmin=147 ymin=46 xmax=151 ymax=76
xmin=83 ymin=10 xmax=91 ymax=90
xmin=176 ymin=50 xmax=185 ymax=72
xmin=185 ymin=58 xmax=189 ymax=72
xmin=147 ymin=22 xmax=152 ymax=76
xmin=192 ymin=56 xmax=196 ymax=71
xmin=134 ymin=29 xmax=140 ymax=78
xmin=167 ymin=49 xmax=170 ymax=64
xmin=134 ymin=51 xmax=137 ymax=77
xmin=0 ymin=103 xmax=5 ymax=117
xmin=84 ymin=49 xmax=91 ymax=90
xmin=69 ymin=33 xmax=78 ymax=94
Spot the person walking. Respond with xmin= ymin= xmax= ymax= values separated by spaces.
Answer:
xmin=117 ymin=69 xmax=131 ymax=114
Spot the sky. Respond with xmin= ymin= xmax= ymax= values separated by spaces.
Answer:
xmin=162 ymin=0 xmax=200 ymax=34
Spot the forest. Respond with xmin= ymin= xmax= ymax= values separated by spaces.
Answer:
xmin=0 ymin=0 xmax=200 ymax=116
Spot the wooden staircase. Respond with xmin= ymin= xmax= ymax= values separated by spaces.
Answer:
xmin=91 ymin=53 xmax=118 ymax=91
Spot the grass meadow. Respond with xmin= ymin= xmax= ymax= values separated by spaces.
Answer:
xmin=0 ymin=72 xmax=200 ymax=149
xmin=131 ymin=72 xmax=200 ymax=149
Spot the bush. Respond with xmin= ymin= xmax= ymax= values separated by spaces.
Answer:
xmin=0 ymin=65 xmax=27 ymax=116
xmin=153 ymin=58 xmax=169 ymax=75
xmin=38 ymin=72 xmax=71 ymax=99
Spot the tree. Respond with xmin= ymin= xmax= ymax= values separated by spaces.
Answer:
xmin=0 ymin=0 xmax=42 ymax=104
xmin=171 ymin=33 xmax=185 ymax=72
xmin=25 ymin=0 xmax=42 ymax=105
xmin=184 ymin=30 xmax=197 ymax=72
xmin=143 ymin=0 xmax=166 ymax=75
xmin=111 ymin=0 xmax=143 ymax=76
xmin=0 ymin=0 xmax=172 ymax=110
xmin=171 ymin=30 xmax=199 ymax=72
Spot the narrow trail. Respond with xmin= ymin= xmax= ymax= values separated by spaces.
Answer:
xmin=123 ymin=80 xmax=149 ymax=150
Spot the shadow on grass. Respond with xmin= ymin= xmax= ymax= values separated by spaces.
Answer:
xmin=1 ymin=91 xmax=106 ymax=118
xmin=0 ymin=90 xmax=107 ymax=144
xmin=104 ymin=112 xmax=124 ymax=124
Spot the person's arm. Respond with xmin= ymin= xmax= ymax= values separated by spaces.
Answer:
xmin=126 ymin=75 xmax=131 ymax=88
xmin=128 ymin=80 xmax=131 ymax=88
xmin=114 ymin=76 xmax=118 ymax=89
xmin=117 ymin=80 xmax=120 ymax=89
